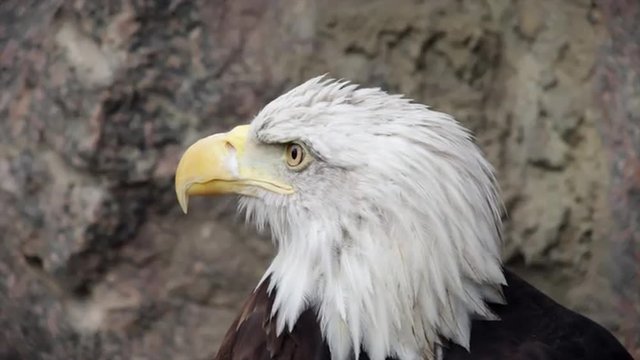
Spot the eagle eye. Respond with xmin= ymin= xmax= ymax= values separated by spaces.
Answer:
xmin=285 ymin=143 xmax=309 ymax=170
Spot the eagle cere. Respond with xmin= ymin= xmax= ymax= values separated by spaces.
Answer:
xmin=174 ymin=77 xmax=632 ymax=360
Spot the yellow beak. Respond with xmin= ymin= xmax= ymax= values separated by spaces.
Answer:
xmin=174 ymin=125 xmax=294 ymax=214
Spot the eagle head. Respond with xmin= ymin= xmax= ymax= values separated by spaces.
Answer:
xmin=175 ymin=76 xmax=505 ymax=360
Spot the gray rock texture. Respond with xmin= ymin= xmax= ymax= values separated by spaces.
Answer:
xmin=0 ymin=0 xmax=638 ymax=358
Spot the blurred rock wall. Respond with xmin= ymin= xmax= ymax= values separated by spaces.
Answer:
xmin=0 ymin=0 xmax=637 ymax=358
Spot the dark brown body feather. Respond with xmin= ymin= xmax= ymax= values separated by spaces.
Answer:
xmin=215 ymin=270 xmax=632 ymax=360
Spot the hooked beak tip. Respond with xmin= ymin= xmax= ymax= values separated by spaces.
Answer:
xmin=177 ymin=186 xmax=190 ymax=214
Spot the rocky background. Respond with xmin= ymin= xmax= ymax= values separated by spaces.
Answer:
xmin=0 ymin=0 xmax=638 ymax=359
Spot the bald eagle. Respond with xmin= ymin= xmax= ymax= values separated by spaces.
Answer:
xmin=174 ymin=77 xmax=632 ymax=360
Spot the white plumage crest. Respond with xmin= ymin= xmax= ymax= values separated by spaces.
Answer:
xmin=239 ymin=76 xmax=505 ymax=360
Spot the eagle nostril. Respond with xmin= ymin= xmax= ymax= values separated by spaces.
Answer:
xmin=225 ymin=141 xmax=236 ymax=155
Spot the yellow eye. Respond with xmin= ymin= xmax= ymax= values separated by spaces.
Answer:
xmin=285 ymin=143 xmax=305 ymax=168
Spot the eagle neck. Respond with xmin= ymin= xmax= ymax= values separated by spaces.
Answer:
xmin=259 ymin=211 xmax=501 ymax=360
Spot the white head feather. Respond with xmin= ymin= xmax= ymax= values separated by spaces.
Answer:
xmin=238 ymin=76 xmax=505 ymax=360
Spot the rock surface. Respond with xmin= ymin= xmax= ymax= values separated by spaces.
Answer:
xmin=0 ymin=0 xmax=638 ymax=358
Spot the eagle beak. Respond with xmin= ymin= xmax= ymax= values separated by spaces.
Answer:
xmin=174 ymin=125 xmax=294 ymax=214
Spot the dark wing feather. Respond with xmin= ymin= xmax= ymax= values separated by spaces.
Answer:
xmin=215 ymin=277 xmax=330 ymax=360
xmin=442 ymin=270 xmax=633 ymax=360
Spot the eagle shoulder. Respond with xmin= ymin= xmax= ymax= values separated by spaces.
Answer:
xmin=215 ymin=277 xmax=330 ymax=360
xmin=442 ymin=270 xmax=633 ymax=360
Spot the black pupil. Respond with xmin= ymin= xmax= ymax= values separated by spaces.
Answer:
xmin=291 ymin=147 xmax=298 ymax=160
